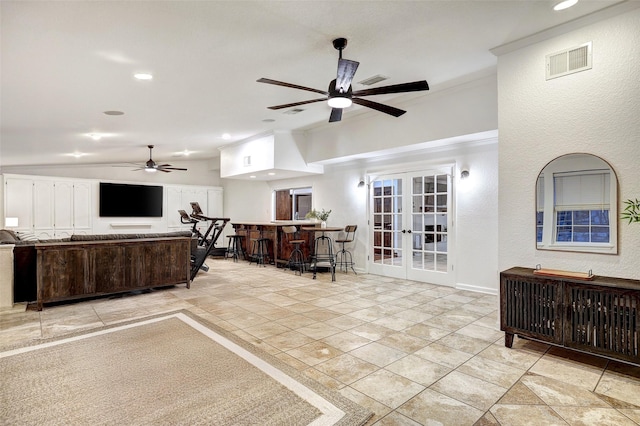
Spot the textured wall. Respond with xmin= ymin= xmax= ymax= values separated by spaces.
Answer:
xmin=497 ymin=8 xmax=640 ymax=279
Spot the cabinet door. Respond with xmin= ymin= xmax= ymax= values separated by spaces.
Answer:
xmin=33 ymin=180 xmax=54 ymax=230
xmin=166 ymin=186 xmax=184 ymax=229
xmin=5 ymin=178 xmax=34 ymax=231
xmin=500 ymin=272 xmax=563 ymax=345
xmin=73 ymin=182 xmax=92 ymax=231
xmin=564 ymin=282 xmax=640 ymax=363
xmin=54 ymin=181 xmax=74 ymax=229
xmin=183 ymin=188 xmax=208 ymax=234
xmin=208 ymin=188 xmax=224 ymax=218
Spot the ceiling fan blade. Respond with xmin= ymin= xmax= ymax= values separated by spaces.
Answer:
xmin=267 ymin=98 xmax=326 ymax=110
xmin=158 ymin=169 xmax=171 ymax=173
xmin=111 ymin=163 xmax=143 ymax=167
xmin=329 ymin=108 xmax=342 ymax=122
xmin=352 ymin=80 xmax=429 ymax=97
xmin=335 ymin=59 xmax=359 ymax=93
xmin=352 ymin=97 xmax=406 ymax=117
xmin=159 ymin=167 xmax=188 ymax=171
xmin=257 ymin=78 xmax=328 ymax=96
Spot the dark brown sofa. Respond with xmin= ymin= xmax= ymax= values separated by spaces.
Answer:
xmin=2 ymin=230 xmax=195 ymax=307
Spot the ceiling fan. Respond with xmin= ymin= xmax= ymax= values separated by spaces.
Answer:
xmin=131 ymin=145 xmax=187 ymax=173
xmin=257 ymin=37 xmax=429 ymax=122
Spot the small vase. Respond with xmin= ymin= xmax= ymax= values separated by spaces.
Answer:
xmin=320 ymin=221 xmax=327 ymax=229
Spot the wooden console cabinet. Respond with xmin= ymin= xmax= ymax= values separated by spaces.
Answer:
xmin=501 ymin=267 xmax=640 ymax=365
xmin=35 ymin=237 xmax=191 ymax=310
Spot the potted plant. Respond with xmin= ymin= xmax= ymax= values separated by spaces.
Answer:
xmin=621 ymin=198 xmax=640 ymax=224
xmin=305 ymin=208 xmax=331 ymax=228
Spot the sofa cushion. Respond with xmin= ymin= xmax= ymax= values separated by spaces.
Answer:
xmin=16 ymin=231 xmax=39 ymax=242
xmin=0 ymin=229 xmax=18 ymax=243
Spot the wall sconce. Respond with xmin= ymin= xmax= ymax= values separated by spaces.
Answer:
xmin=357 ymin=179 xmax=365 ymax=187
xmin=4 ymin=217 xmax=19 ymax=228
xmin=460 ymin=169 xmax=470 ymax=179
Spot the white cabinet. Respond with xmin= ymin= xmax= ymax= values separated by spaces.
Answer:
xmin=54 ymin=181 xmax=74 ymax=232
xmin=4 ymin=175 xmax=92 ymax=238
xmin=33 ymin=180 xmax=55 ymax=238
xmin=52 ymin=180 xmax=91 ymax=237
xmin=207 ymin=188 xmax=224 ymax=218
xmin=166 ymin=185 xmax=222 ymax=233
xmin=72 ymin=182 xmax=92 ymax=232
xmin=4 ymin=177 xmax=34 ymax=232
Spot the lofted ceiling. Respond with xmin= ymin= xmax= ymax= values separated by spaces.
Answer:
xmin=0 ymin=0 xmax=625 ymax=168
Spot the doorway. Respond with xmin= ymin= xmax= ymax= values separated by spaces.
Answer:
xmin=368 ymin=168 xmax=453 ymax=286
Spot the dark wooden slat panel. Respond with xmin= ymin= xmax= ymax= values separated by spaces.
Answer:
xmin=35 ymin=237 xmax=190 ymax=310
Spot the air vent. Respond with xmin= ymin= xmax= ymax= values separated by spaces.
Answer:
xmin=357 ymin=74 xmax=389 ymax=86
xmin=283 ymin=108 xmax=305 ymax=115
xmin=546 ymin=42 xmax=592 ymax=80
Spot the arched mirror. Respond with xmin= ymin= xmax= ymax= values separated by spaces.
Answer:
xmin=536 ymin=153 xmax=617 ymax=254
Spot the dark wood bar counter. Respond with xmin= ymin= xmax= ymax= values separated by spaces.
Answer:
xmin=231 ymin=221 xmax=333 ymax=266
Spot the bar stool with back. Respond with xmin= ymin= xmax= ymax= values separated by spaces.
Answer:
xmin=249 ymin=225 xmax=270 ymax=267
xmin=335 ymin=225 xmax=357 ymax=274
xmin=282 ymin=226 xmax=305 ymax=275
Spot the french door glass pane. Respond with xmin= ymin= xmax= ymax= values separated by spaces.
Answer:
xmin=411 ymin=173 xmax=449 ymax=273
xmin=372 ymin=179 xmax=402 ymax=265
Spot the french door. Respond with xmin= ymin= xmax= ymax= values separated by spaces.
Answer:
xmin=369 ymin=168 xmax=453 ymax=286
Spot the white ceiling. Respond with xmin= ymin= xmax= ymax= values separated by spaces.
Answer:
xmin=0 ymin=0 xmax=624 ymax=168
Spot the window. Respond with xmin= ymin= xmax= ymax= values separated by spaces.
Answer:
xmin=274 ymin=187 xmax=312 ymax=220
xmin=553 ymin=171 xmax=610 ymax=244
xmin=536 ymin=154 xmax=617 ymax=254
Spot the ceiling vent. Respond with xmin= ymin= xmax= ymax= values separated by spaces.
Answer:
xmin=546 ymin=42 xmax=592 ymax=80
xmin=357 ymin=74 xmax=389 ymax=86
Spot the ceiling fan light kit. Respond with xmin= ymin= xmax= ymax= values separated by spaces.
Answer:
xmin=128 ymin=145 xmax=187 ymax=173
xmin=258 ymin=37 xmax=429 ymax=122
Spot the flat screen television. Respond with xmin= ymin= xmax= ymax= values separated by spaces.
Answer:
xmin=99 ymin=182 xmax=163 ymax=217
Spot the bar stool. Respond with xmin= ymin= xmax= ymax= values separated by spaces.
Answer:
xmin=249 ymin=226 xmax=270 ymax=267
xmin=335 ymin=225 xmax=357 ymax=274
xmin=309 ymin=232 xmax=336 ymax=281
xmin=282 ymin=226 xmax=305 ymax=275
xmin=225 ymin=234 xmax=246 ymax=262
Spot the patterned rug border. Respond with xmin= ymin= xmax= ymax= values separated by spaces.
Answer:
xmin=2 ymin=309 xmax=373 ymax=426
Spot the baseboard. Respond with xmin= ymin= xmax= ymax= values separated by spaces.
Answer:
xmin=456 ymin=282 xmax=498 ymax=295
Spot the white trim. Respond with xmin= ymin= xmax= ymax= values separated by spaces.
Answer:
xmin=456 ymin=282 xmax=498 ymax=296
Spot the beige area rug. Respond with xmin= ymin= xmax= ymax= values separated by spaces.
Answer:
xmin=0 ymin=310 xmax=372 ymax=426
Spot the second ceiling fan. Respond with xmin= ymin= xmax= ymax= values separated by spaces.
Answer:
xmin=258 ymin=37 xmax=429 ymax=122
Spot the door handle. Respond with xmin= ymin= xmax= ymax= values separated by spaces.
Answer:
xmin=407 ymin=230 xmax=412 ymax=234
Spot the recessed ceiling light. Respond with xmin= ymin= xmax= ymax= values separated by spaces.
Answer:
xmin=67 ymin=152 xmax=89 ymax=158
xmin=134 ymin=73 xmax=153 ymax=80
xmin=103 ymin=110 xmax=124 ymax=116
xmin=88 ymin=133 xmax=102 ymax=141
xmin=267 ymin=172 xmax=276 ymax=176
xmin=554 ymin=0 xmax=578 ymax=11
xmin=173 ymin=149 xmax=195 ymax=157
xmin=222 ymin=133 xmax=231 ymax=140
xmin=249 ymin=175 xmax=256 ymax=179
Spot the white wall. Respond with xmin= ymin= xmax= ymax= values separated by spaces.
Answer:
xmin=222 ymin=139 xmax=499 ymax=293
xmin=1 ymin=158 xmax=220 ymax=187
xmin=304 ymin=74 xmax=498 ymax=163
xmin=497 ymin=8 xmax=640 ymax=279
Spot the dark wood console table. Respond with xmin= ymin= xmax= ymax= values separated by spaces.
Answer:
xmin=500 ymin=267 xmax=640 ymax=365
xmin=35 ymin=237 xmax=191 ymax=310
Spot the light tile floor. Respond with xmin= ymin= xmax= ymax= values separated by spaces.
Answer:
xmin=2 ymin=259 xmax=640 ymax=425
